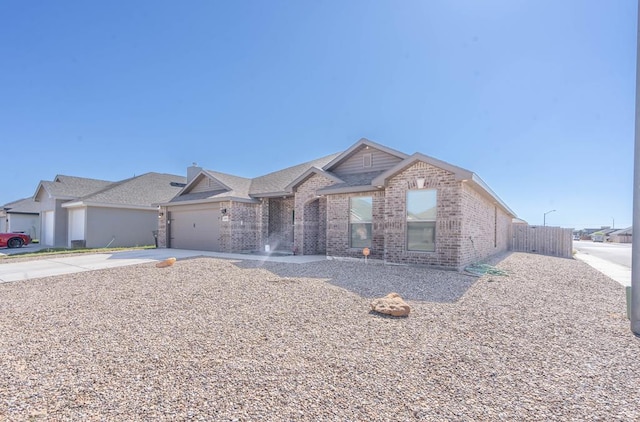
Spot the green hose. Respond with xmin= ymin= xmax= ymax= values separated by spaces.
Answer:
xmin=464 ymin=263 xmax=508 ymax=277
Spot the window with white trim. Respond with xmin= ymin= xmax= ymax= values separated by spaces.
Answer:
xmin=350 ymin=196 xmax=372 ymax=248
xmin=406 ymin=189 xmax=436 ymax=252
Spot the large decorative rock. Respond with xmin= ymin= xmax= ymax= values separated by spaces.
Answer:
xmin=156 ymin=257 xmax=177 ymax=268
xmin=370 ymin=293 xmax=410 ymax=317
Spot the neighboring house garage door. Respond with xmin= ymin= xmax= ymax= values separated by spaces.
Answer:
xmin=169 ymin=207 xmax=220 ymax=251
xmin=43 ymin=211 xmax=54 ymax=246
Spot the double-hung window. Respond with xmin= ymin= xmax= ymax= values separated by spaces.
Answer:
xmin=350 ymin=196 xmax=372 ymax=248
xmin=406 ymin=189 xmax=436 ymax=252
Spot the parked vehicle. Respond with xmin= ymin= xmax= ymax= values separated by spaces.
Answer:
xmin=592 ymin=233 xmax=606 ymax=242
xmin=0 ymin=232 xmax=31 ymax=248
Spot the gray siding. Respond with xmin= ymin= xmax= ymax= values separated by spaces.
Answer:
xmin=332 ymin=147 xmax=404 ymax=176
xmin=36 ymin=193 xmax=53 ymax=246
xmin=35 ymin=193 xmax=67 ymax=246
xmin=85 ymin=207 xmax=158 ymax=248
xmin=53 ymin=200 xmax=69 ymax=247
xmin=190 ymin=176 xmax=227 ymax=193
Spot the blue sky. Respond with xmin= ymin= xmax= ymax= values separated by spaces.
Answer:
xmin=1 ymin=0 xmax=636 ymax=229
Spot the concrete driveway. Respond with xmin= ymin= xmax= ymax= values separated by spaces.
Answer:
xmin=0 ymin=249 xmax=326 ymax=283
xmin=0 ymin=243 xmax=51 ymax=256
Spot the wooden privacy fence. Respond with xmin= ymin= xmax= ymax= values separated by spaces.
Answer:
xmin=509 ymin=225 xmax=573 ymax=258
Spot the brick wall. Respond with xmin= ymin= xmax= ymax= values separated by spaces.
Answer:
xmin=216 ymin=201 xmax=232 ymax=252
xmin=226 ymin=201 xmax=262 ymax=252
xmin=157 ymin=206 xmax=168 ymax=248
xmin=326 ymin=190 xmax=385 ymax=259
xmin=266 ymin=197 xmax=295 ymax=252
xmin=293 ymin=174 xmax=336 ymax=255
xmin=459 ymin=183 xmax=511 ymax=268
xmin=383 ymin=162 xmax=463 ymax=268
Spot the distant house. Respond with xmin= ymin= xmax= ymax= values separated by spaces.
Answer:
xmin=0 ymin=197 xmax=41 ymax=240
xmin=590 ymin=228 xmax=617 ymax=243
xmin=609 ymin=227 xmax=632 ymax=244
xmin=34 ymin=173 xmax=185 ymax=248
xmin=158 ymin=138 xmax=517 ymax=270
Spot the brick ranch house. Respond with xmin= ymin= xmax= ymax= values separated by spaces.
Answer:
xmin=157 ymin=138 xmax=516 ymax=270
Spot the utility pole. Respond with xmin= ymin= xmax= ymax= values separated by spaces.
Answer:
xmin=631 ymin=0 xmax=640 ymax=337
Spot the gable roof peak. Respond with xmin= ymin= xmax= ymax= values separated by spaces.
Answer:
xmin=283 ymin=166 xmax=344 ymax=193
xmin=322 ymin=138 xmax=409 ymax=171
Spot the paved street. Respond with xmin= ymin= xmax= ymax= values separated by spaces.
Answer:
xmin=573 ymin=240 xmax=632 ymax=286
xmin=573 ymin=240 xmax=631 ymax=268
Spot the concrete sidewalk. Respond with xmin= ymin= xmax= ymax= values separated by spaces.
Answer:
xmin=0 ymin=249 xmax=327 ymax=283
xmin=574 ymin=251 xmax=631 ymax=287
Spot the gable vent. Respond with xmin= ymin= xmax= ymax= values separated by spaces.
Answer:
xmin=363 ymin=153 xmax=372 ymax=168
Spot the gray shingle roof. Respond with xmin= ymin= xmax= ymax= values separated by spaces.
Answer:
xmin=168 ymin=170 xmax=252 ymax=203
xmin=168 ymin=153 xmax=341 ymax=203
xmin=165 ymin=138 xmax=515 ymax=219
xmin=78 ymin=173 xmax=186 ymax=206
xmin=249 ymin=153 xmax=340 ymax=195
xmin=610 ymin=227 xmax=632 ymax=236
xmin=41 ymin=175 xmax=113 ymax=198
xmin=204 ymin=170 xmax=253 ymax=198
xmin=1 ymin=197 xmax=40 ymax=214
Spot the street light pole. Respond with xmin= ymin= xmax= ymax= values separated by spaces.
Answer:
xmin=631 ymin=0 xmax=640 ymax=337
xmin=543 ymin=209 xmax=556 ymax=226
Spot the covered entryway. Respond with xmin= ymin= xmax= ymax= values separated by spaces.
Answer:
xmin=267 ymin=197 xmax=294 ymax=252
xmin=302 ymin=197 xmax=326 ymax=255
xmin=169 ymin=205 xmax=220 ymax=251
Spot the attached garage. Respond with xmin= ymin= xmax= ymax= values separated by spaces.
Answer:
xmin=169 ymin=204 xmax=221 ymax=251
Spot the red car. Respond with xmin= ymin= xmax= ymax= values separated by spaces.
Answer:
xmin=0 ymin=232 xmax=31 ymax=249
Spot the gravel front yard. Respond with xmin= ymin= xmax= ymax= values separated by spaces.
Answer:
xmin=1 ymin=252 xmax=639 ymax=420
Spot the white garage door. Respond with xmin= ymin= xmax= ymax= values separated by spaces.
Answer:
xmin=43 ymin=211 xmax=54 ymax=246
xmin=68 ymin=208 xmax=86 ymax=245
xmin=169 ymin=207 xmax=220 ymax=251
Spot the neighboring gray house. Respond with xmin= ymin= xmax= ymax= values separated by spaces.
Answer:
xmin=34 ymin=175 xmax=113 ymax=247
xmin=34 ymin=173 xmax=185 ymax=248
xmin=609 ymin=227 xmax=632 ymax=244
xmin=158 ymin=138 xmax=517 ymax=270
xmin=0 ymin=197 xmax=41 ymax=240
